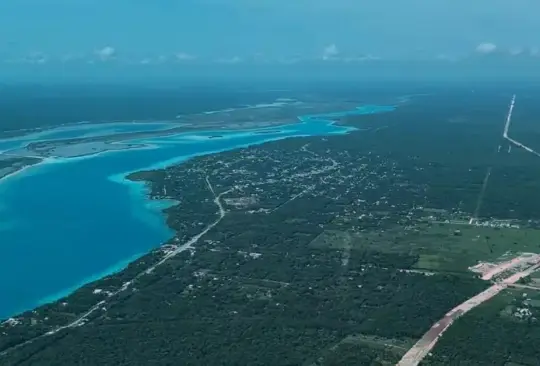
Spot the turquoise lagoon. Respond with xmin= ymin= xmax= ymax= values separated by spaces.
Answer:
xmin=0 ymin=121 xmax=179 ymax=153
xmin=0 ymin=105 xmax=394 ymax=319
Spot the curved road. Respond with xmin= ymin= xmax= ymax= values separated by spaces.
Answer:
xmin=0 ymin=176 xmax=232 ymax=357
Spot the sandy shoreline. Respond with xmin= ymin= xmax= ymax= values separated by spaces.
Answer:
xmin=0 ymin=160 xmax=43 ymax=184
xmin=0 ymin=102 xmax=385 ymax=321
xmin=33 ymin=141 xmax=146 ymax=158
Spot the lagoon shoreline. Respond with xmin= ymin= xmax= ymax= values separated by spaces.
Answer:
xmin=0 ymin=104 xmax=395 ymax=324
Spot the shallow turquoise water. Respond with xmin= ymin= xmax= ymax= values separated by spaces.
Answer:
xmin=0 ymin=122 xmax=179 ymax=152
xmin=0 ymin=105 xmax=395 ymax=319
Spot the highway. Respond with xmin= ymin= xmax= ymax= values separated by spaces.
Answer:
xmin=503 ymin=94 xmax=540 ymax=158
xmin=397 ymin=94 xmax=540 ymax=365
xmin=396 ymin=256 xmax=540 ymax=366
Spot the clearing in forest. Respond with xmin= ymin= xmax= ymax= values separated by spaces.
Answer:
xmin=308 ymin=224 xmax=540 ymax=273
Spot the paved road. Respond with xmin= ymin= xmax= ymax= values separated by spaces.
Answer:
xmin=0 ymin=176 xmax=232 ymax=358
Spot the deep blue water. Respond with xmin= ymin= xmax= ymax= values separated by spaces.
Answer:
xmin=0 ymin=105 xmax=395 ymax=319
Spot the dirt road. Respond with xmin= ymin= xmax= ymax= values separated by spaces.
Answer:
xmin=396 ymin=260 xmax=540 ymax=366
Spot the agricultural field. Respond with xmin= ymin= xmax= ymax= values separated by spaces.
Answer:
xmin=310 ymin=224 xmax=540 ymax=274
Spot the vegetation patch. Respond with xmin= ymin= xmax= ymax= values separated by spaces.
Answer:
xmin=426 ymin=287 xmax=540 ymax=365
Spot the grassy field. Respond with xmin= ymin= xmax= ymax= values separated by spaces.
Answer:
xmin=310 ymin=334 xmax=407 ymax=366
xmin=310 ymin=223 xmax=540 ymax=273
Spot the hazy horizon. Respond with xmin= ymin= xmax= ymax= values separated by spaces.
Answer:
xmin=2 ymin=58 xmax=540 ymax=85
xmin=2 ymin=0 xmax=540 ymax=82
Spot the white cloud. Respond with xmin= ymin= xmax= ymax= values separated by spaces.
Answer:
xmin=136 ymin=55 xmax=169 ymax=65
xmin=475 ymin=42 xmax=497 ymax=54
xmin=175 ymin=52 xmax=196 ymax=61
xmin=342 ymin=54 xmax=380 ymax=62
xmin=95 ymin=46 xmax=116 ymax=61
xmin=216 ymin=56 xmax=243 ymax=64
xmin=322 ymin=44 xmax=339 ymax=60
xmin=278 ymin=57 xmax=302 ymax=64
xmin=435 ymin=53 xmax=459 ymax=62
xmin=509 ymin=46 xmax=523 ymax=56
xmin=251 ymin=52 xmax=270 ymax=63
xmin=61 ymin=53 xmax=85 ymax=63
xmin=157 ymin=55 xmax=168 ymax=63
xmin=13 ymin=52 xmax=49 ymax=64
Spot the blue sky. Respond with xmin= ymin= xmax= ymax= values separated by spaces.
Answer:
xmin=0 ymin=0 xmax=539 ymax=68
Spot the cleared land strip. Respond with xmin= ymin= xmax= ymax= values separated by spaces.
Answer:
xmin=470 ymin=253 xmax=539 ymax=281
xmin=395 ymin=285 xmax=504 ymax=366
xmin=503 ymin=94 xmax=540 ymax=158
xmin=395 ymin=95 xmax=540 ymax=366
xmin=396 ymin=256 xmax=540 ymax=366
xmin=469 ymin=166 xmax=492 ymax=225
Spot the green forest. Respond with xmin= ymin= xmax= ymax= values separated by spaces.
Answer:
xmin=3 ymin=86 xmax=540 ymax=365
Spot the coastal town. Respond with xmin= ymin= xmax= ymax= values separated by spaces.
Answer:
xmin=2 ymin=91 xmax=540 ymax=365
